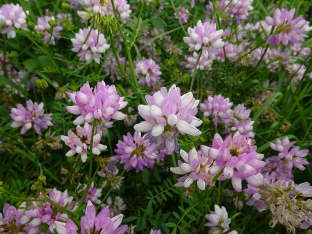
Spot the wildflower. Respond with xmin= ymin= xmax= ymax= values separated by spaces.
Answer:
xmin=183 ymin=20 xmax=224 ymax=59
xmin=10 ymin=99 xmax=53 ymax=135
xmin=223 ymin=0 xmax=254 ymax=24
xmin=134 ymin=84 xmax=202 ymax=155
xmin=265 ymin=8 xmax=312 ymax=47
xmin=0 ymin=203 xmax=26 ymax=233
xmin=20 ymin=188 xmax=78 ymax=234
xmin=200 ymin=95 xmax=234 ymax=126
xmin=104 ymin=196 xmax=126 ymax=217
xmin=201 ymin=132 xmax=266 ymax=192
xmin=78 ymin=182 xmax=102 ymax=205
xmin=124 ymin=108 xmax=137 ymax=127
xmin=215 ymin=42 xmax=238 ymax=62
xmin=286 ymin=63 xmax=306 ymax=83
xmin=170 ymin=148 xmax=215 ymax=190
xmin=35 ymin=15 xmax=63 ymax=45
xmin=98 ymin=164 xmax=124 ymax=190
xmin=68 ymin=0 xmax=82 ymax=9
xmin=112 ymin=132 xmax=158 ymax=172
xmin=0 ymin=4 xmax=27 ymax=38
xmin=183 ymin=52 xmax=213 ymax=74
xmin=205 ymin=205 xmax=237 ymax=234
xmin=134 ymin=59 xmax=162 ymax=87
xmin=56 ymin=13 xmax=73 ymax=24
xmin=150 ymin=229 xmax=161 ymax=234
xmin=61 ymin=123 xmax=107 ymax=163
xmin=174 ymin=7 xmax=189 ymax=24
xmin=245 ymin=179 xmax=312 ymax=233
xmin=66 ymin=81 xmax=128 ymax=125
xmin=103 ymin=52 xmax=126 ymax=82
xmin=65 ymin=201 xmax=128 ymax=234
xmin=36 ymin=130 xmax=62 ymax=150
xmin=71 ymin=27 xmax=110 ymax=64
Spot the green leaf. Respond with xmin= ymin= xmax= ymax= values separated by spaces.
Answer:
xmin=142 ymin=168 xmax=150 ymax=185
xmin=173 ymin=212 xmax=180 ymax=219
xmin=178 ymin=226 xmax=187 ymax=233
xmin=165 ymin=223 xmax=176 ymax=227
xmin=0 ymin=75 xmax=24 ymax=92
xmin=23 ymin=59 xmax=39 ymax=71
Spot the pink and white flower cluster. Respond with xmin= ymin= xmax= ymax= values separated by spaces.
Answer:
xmin=170 ymin=148 xmax=215 ymax=190
xmin=103 ymin=52 xmax=126 ymax=82
xmin=61 ymin=123 xmax=107 ymax=163
xmin=183 ymin=20 xmax=224 ymax=60
xmin=134 ymin=85 xmax=202 ymax=155
xmin=71 ymin=28 xmax=110 ymax=64
xmin=174 ymin=7 xmax=190 ymax=25
xmin=78 ymin=182 xmax=102 ymax=205
xmin=66 ymin=81 xmax=128 ymax=125
xmin=35 ymin=15 xmax=63 ymax=45
xmin=134 ymin=59 xmax=162 ymax=87
xmin=65 ymin=201 xmax=128 ymax=234
xmin=10 ymin=99 xmax=53 ymax=135
xmin=201 ymin=132 xmax=266 ymax=192
xmin=112 ymin=132 xmax=158 ymax=172
xmin=0 ymin=3 xmax=27 ymax=38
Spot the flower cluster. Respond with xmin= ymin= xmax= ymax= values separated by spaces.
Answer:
xmin=0 ymin=3 xmax=27 ymax=38
xmin=61 ymin=123 xmax=107 ymax=162
xmin=134 ymin=59 xmax=162 ymax=87
xmin=35 ymin=15 xmax=63 ymax=45
xmin=201 ymin=132 xmax=266 ymax=192
xmin=66 ymin=81 xmax=128 ymax=125
xmin=103 ymin=52 xmax=126 ymax=82
xmin=71 ymin=28 xmax=110 ymax=64
xmin=174 ymin=7 xmax=189 ymax=25
xmin=113 ymin=132 xmax=158 ymax=172
xmin=134 ymin=85 xmax=202 ymax=155
xmin=10 ymin=99 xmax=53 ymax=135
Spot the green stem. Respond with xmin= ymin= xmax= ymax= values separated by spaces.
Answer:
xmin=254 ymin=44 xmax=270 ymax=70
xmin=96 ymin=169 xmax=126 ymax=212
xmin=41 ymin=89 xmax=48 ymax=113
xmin=77 ymin=119 xmax=97 ymax=210
xmin=130 ymin=0 xmax=145 ymax=47
xmin=109 ymin=30 xmax=136 ymax=91
xmin=110 ymin=0 xmax=138 ymax=87
xmin=106 ymin=130 xmax=113 ymax=156
xmin=169 ymin=0 xmax=187 ymax=36
xmin=190 ymin=50 xmax=203 ymax=91
xmin=33 ymin=129 xmax=39 ymax=176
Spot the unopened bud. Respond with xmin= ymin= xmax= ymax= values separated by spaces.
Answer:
xmin=38 ymin=175 xmax=46 ymax=182
xmin=27 ymin=21 xmax=35 ymax=30
xmin=36 ymin=79 xmax=49 ymax=89
xmin=67 ymin=156 xmax=76 ymax=164
xmin=6 ymin=53 xmax=15 ymax=60
xmin=48 ymin=19 xmax=57 ymax=28
xmin=100 ymin=14 xmax=117 ymax=33
xmin=62 ymin=2 xmax=70 ymax=12
xmin=39 ymin=32 xmax=45 ymax=39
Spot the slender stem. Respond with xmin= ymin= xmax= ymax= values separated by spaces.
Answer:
xmin=109 ymin=30 xmax=136 ymax=91
xmin=110 ymin=0 xmax=138 ymax=87
xmin=254 ymin=44 xmax=270 ymax=70
xmin=7 ymin=196 xmax=45 ymax=202
xmin=2 ymin=34 xmax=8 ymax=77
xmin=190 ymin=50 xmax=203 ymax=91
xmin=130 ymin=0 xmax=145 ymax=46
xmin=77 ymin=119 xmax=97 ymax=210
xmin=33 ymin=129 xmax=39 ymax=176
xmin=96 ymin=169 xmax=126 ymax=212
xmin=170 ymin=0 xmax=187 ymax=36
xmin=220 ymin=0 xmax=233 ymax=14
xmin=106 ymin=130 xmax=113 ymax=156
xmin=41 ymin=89 xmax=48 ymax=113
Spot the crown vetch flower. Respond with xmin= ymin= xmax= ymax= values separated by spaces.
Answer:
xmin=61 ymin=123 xmax=107 ymax=163
xmin=183 ymin=52 xmax=213 ymax=73
xmin=35 ymin=15 xmax=63 ymax=45
xmin=265 ymin=8 xmax=312 ymax=47
xmin=0 ymin=3 xmax=27 ymax=39
xmin=71 ymin=28 xmax=110 ymax=64
xmin=66 ymin=81 xmax=128 ymax=125
xmin=134 ymin=59 xmax=162 ymax=87
xmin=170 ymin=148 xmax=215 ymax=190
xmin=10 ymin=99 xmax=53 ymax=135
xmin=201 ymin=132 xmax=266 ymax=192
xmin=174 ymin=7 xmax=190 ymax=25
xmin=65 ymin=201 xmax=128 ymax=234
xmin=103 ymin=52 xmax=126 ymax=82
xmin=224 ymin=0 xmax=254 ymax=24
xmin=78 ymin=182 xmax=102 ymax=205
xmin=0 ymin=203 xmax=26 ymax=233
xmin=134 ymin=85 xmax=202 ymax=155
xmin=20 ymin=188 xmax=78 ymax=234
xmin=205 ymin=205 xmax=237 ymax=234
xmin=112 ymin=132 xmax=158 ymax=172
xmin=183 ymin=20 xmax=224 ymax=59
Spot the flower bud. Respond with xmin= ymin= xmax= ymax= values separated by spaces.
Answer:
xmin=36 ymin=79 xmax=49 ymax=89
xmin=48 ymin=19 xmax=57 ymax=28
xmin=27 ymin=21 xmax=35 ymax=30
xmin=62 ymin=1 xmax=70 ymax=12
xmin=39 ymin=32 xmax=45 ymax=38
xmin=101 ymin=14 xmax=117 ymax=33
xmin=6 ymin=53 xmax=15 ymax=60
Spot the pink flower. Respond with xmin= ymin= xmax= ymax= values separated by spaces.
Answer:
xmin=183 ymin=52 xmax=213 ymax=73
xmin=10 ymin=99 xmax=53 ymax=135
xmin=170 ymin=148 xmax=215 ymax=190
xmin=265 ymin=8 xmax=311 ymax=47
xmin=35 ymin=15 xmax=63 ymax=45
xmin=174 ymin=7 xmax=190 ymax=24
xmin=0 ymin=4 xmax=27 ymax=38
xmin=223 ymin=0 xmax=254 ymax=24
xmin=205 ymin=204 xmax=237 ymax=234
xmin=134 ymin=59 xmax=162 ymax=87
xmin=61 ymin=123 xmax=107 ymax=163
xmin=65 ymin=201 xmax=128 ymax=234
xmin=112 ymin=132 xmax=158 ymax=172
xmin=134 ymin=85 xmax=202 ymax=155
xmin=71 ymin=28 xmax=110 ymax=64
xmin=103 ymin=52 xmax=126 ymax=82
xmin=183 ymin=20 xmax=224 ymax=59
xmin=200 ymin=94 xmax=234 ymax=126
xmin=78 ymin=182 xmax=102 ymax=204
xmin=201 ymin=132 xmax=266 ymax=192
xmin=66 ymin=81 xmax=128 ymax=125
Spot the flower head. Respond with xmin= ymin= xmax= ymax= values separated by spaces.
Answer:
xmin=0 ymin=4 xmax=27 ymax=38
xmin=61 ymin=123 xmax=107 ymax=162
xmin=103 ymin=52 xmax=126 ymax=82
xmin=134 ymin=85 xmax=202 ymax=155
xmin=113 ymin=132 xmax=158 ymax=172
xmin=66 ymin=81 xmax=128 ymax=125
xmin=35 ymin=15 xmax=63 ymax=45
xmin=71 ymin=27 xmax=110 ymax=64
xmin=78 ymin=182 xmax=102 ymax=205
xmin=174 ymin=7 xmax=189 ymax=24
xmin=135 ymin=59 xmax=162 ymax=87
xmin=10 ymin=99 xmax=53 ymax=135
